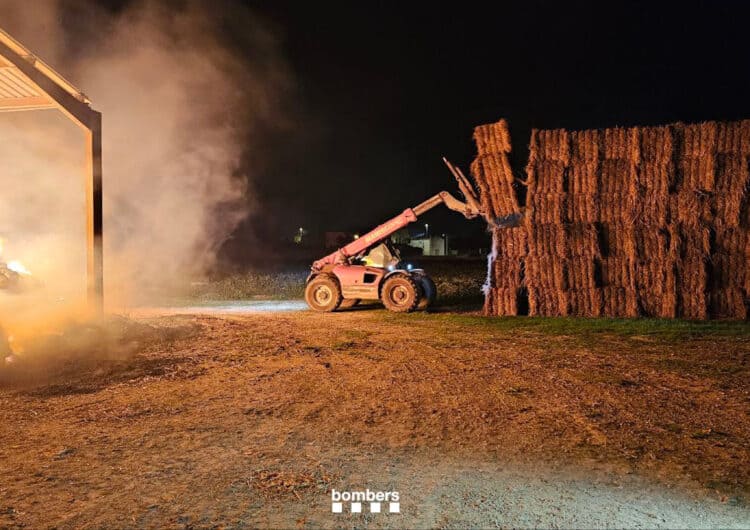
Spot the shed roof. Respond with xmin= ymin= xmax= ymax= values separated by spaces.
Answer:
xmin=0 ymin=27 xmax=95 ymax=126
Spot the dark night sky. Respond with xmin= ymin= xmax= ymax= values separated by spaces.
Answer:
xmin=233 ymin=1 xmax=750 ymax=248
xmin=113 ymin=1 xmax=750 ymax=254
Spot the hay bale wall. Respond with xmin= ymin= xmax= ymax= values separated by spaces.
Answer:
xmin=471 ymin=120 xmax=525 ymax=316
xmin=473 ymin=118 xmax=750 ymax=320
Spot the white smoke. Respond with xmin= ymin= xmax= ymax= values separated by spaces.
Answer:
xmin=0 ymin=0 xmax=291 ymax=333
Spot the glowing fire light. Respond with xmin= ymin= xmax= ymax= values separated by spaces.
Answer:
xmin=7 ymin=260 xmax=31 ymax=276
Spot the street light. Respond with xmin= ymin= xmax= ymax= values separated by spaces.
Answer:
xmin=425 ymin=223 xmax=429 ymax=237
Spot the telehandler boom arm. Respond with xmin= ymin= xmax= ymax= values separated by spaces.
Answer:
xmin=312 ymin=159 xmax=484 ymax=271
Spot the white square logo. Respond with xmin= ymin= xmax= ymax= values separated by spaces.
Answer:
xmin=389 ymin=502 xmax=400 ymax=513
xmin=370 ymin=502 xmax=381 ymax=513
xmin=332 ymin=502 xmax=343 ymax=513
xmin=351 ymin=502 xmax=362 ymax=513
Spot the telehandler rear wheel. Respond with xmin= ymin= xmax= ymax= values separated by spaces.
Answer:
xmin=305 ymin=274 xmax=342 ymax=312
xmin=381 ymin=273 xmax=422 ymax=313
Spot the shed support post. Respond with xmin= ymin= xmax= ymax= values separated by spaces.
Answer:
xmin=86 ymin=111 xmax=103 ymax=313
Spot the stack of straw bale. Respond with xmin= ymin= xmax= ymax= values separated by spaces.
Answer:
xmin=483 ymin=228 xmax=527 ymax=316
xmin=597 ymin=127 xmax=640 ymax=317
xmin=473 ymin=118 xmax=749 ymax=320
xmin=471 ymin=120 xmax=525 ymax=316
xmin=709 ymin=227 xmax=748 ymax=319
xmin=470 ymin=120 xmax=520 ymax=220
xmin=635 ymin=126 xmax=677 ymax=317
xmin=525 ymin=131 xmax=570 ymax=315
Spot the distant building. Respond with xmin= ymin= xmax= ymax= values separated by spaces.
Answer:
xmin=409 ymin=234 xmax=449 ymax=256
xmin=391 ymin=228 xmax=412 ymax=246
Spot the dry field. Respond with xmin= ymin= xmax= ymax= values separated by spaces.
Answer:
xmin=0 ymin=308 xmax=749 ymax=528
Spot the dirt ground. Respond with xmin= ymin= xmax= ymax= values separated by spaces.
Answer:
xmin=1 ymin=306 xmax=749 ymax=528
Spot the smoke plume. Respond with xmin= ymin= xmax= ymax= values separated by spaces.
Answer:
xmin=0 ymin=0 xmax=291 ymax=338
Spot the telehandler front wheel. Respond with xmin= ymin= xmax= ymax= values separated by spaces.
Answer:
xmin=381 ymin=273 xmax=422 ymax=313
xmin=305 ymin=274 xmax=342 ymax=312
xmin=417 ymin=275 xmax=437 ymax=311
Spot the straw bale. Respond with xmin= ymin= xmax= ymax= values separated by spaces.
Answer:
xmin=660 ymin=263 xmax=679 ymax=318
xmin=710 ymin=253 xmax=746 ymax=289
xmin=568 ymin=288 xmax=603 ymax=317
xmin=525 ymin=254 xmax=567 ymax=290
xmin=492 ymin=227 xmax=529 ymax=257
xmin=668 ymin=221 xmax=686 ymax=255
xmin=472 ymin=153 xmax=520 ymax=217
xmin=492 ymin=182 xmax=521 ymax=216
xmin=599 ymin=159 xmax=639 ymax=195
xmin=566 ymin=256 xmax=598 ymax=289
xmin=526 ymin=160 xmax=565 ymax=193
xmin=567 ymin=193 xmax=600 ymax=223
xmin=708 ymin=288 xmax=747 ymax=320
xmin=677 ymin=224 xmax=711 ymax=256
xmin=717 ymin=121 xmax=743 ymax=154
xmin=469 ymin=157 xmax=494 ymax=218
xmin=599 ymin=224 xmax=636 ymax=257
xmin=669 ymin=192 xmax=713 ymax=227
xmin=570 ymin=130 xmax=600 ymax=162
xmin=714 ymin=155 xmax=749 ymax=227
xmin=679 ymin=121 xmax=717 ymax=158
xmin=474 ymin=119 xmax=512 ymax=155
xmin=635 ymin=257 xmax=679 ymax=318
xmin=529 ymin=128 xmax=570 ymax=164
xmin=478 ymin=180 xmax=517 ymax=218
xmin=602 ymin=127 xmax=640 ymax=161
xmin=601 ymin=256 xmax=635 ymax=288
xmin=638 ymin=195 xmax=669 ymax=225
xmin=641 ymin=126 xmax=674 ymax=164
xmin=602 ymin=286 xmax=639 ymax=317
xmin=484 ymin=287 xmax=520 ymax=316
xmin=741 ymin=120 xmax=750 ymax=155
xmin=639 ymin=161 xmax=674 ymax=194
xmin=527 ymin=224 xmax=567 ymax=257
xmin=714 ymin=227 xmax=749 ymax=256
xmin=715 ymin=154 xmax=749 ymax=192
xmin=528 ymin=287 xmax=569 ymax=317
xmin=566 ymin=223 xmax=600 ymax=258
xmin=568 ymin=161 xmax=598 ymax=194
xmin=475 ymin=153 xmax=515 ymax=186
xmin=599 ymin=193 xmax=637 ymax=223
xmin=635 ymin=228 xmax=669 ymax=260
xmin=677 ymin=250 xmax=708 ymax=320
xmin=679 ymin=292 xmax=708 ymax=320
xmin=483 ymin=291 xmax=495 ymax=315
xmin=634 ymin=259 xmax=666 ymax=317
xmin=678 ymin=156 xmax=715 ymax=192
xmin=526 ymin=192 xmax=567 ymax=224
xmin=491 ymin=120 xmax=513 ymax=153
xmin=491 ymin=257 xmax=524 ymax=289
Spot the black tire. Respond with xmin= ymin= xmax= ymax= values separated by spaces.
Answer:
xmin=339 ymin=299 xmax=360 ymax=310
xmin=381 ymin=273 xmax=422 ymax=313
xmin=417 ymin=275 xmax=437 ymax=311
xmin=305 ymin=274 xmax=342 ymax=312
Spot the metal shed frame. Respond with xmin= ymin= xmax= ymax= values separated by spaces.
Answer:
xmin=0 ymin=28 xmax=102 ymax=312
